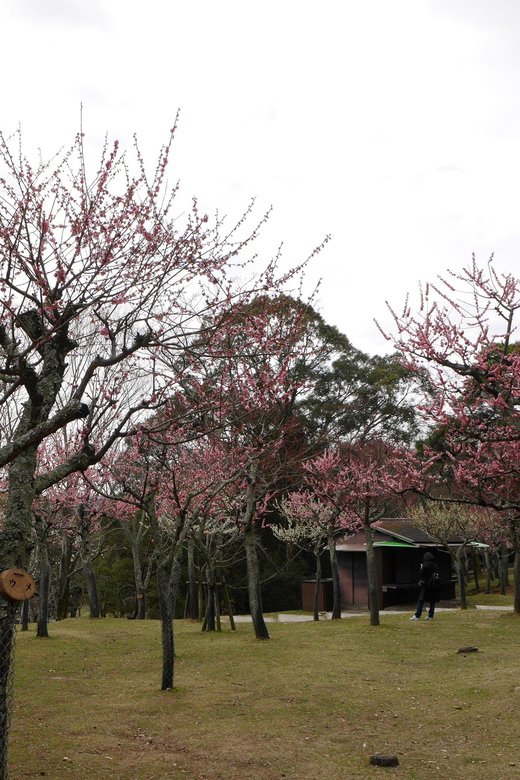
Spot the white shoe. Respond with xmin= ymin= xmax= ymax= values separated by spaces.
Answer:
xmin=424 ymin=616 xmax=433 ymax=620
xmin=410 ymin=616 xmax=420 ymax=621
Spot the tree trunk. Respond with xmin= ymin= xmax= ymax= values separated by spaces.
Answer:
xmin=499 ymin=545 xmax=510 ymax=594
xmin=203 ymin=562 xmax=216 ymax=632
xmin=455 ymin=548 xmax=467 ymax=609
xmin=363 ymin=507 xmax=380 ymax=627
xmin=472 ymin=548 xmax=480 ymax=592
xmin=513 ymin=551 xmax=520 ymax=616
xmin=484 ymin=549 xmax=492 ymax=595
xmin=157 ymin=553 xmax=183 ymax=691
xmin=35 ymin=516 xmax=52 ymax=639
xmin=187 ymin=538 xmax=199 ymax=620
xmin=0 ymin=446 xmax=38 ymax=778
xmin=491 ymin=552 xmax=500 ymax=582
xmin=222 ymin=582 xmax=236 ymax=630
xmin=0 ymin=602 xmax=18 ymax=780
xmin=21 ymin=600 xmax=29 ymax=632
xmin=242 ymin=465 xmax=269 ymax=640
xmin=135 ymin=591 xmax=146 ymax=620
xmin=508 ymin=522 xmax=520 ymax=616
xmin=78 ymin=506 xmax=100 ymax=618
xmin=328 ymin=527 xmax=342 ymax=620
xmin=313 ymin=553 xmax=322 ymax=621
xmin=243 ymin=523 xmax=270 ymax=639
xmin=157 ymin=562 xmax=174 ymax=690
xmin=56 ymin=530 xmax=72 ymax=620
xmin=131 ymin=540 xmax=146 ymax=620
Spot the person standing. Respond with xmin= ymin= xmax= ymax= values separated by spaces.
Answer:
xmin=410 ymin=551 xmax=439 ymax=621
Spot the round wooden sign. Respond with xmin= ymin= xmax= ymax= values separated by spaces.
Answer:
xmin=0 ymin=569 xmax=37 ymax=602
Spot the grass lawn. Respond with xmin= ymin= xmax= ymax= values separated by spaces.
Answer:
xmin=9 ymin=607 xmax=520 ymax=780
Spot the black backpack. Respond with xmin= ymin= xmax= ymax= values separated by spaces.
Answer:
xmin=428 ymin=570 xmax=440 ymax=588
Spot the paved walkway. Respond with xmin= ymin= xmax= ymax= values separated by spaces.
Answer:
xmin=222 ymin=604 xmax=513 ymax=624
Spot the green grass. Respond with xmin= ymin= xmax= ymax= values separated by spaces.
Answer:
xmin=462 ymin=568 xmax=515 ymax=608
xmin=8 ymin=608 xmax=520 ymax=780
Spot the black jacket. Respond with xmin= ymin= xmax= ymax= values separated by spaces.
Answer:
xmin=418 ymin=560 xmax=440 ymax=603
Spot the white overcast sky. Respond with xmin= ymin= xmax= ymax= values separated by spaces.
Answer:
xmin=2 ymin=0 xmax=520 ymax=354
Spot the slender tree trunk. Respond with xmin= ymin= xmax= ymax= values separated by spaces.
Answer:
xmin=243 ymin=522 xmax=270 ymax=639
xmin=130 ymin=539 xmax=146 ymax=620
xmin=203 ymin=562 xmax=216 ymax=632
xmin=36 ymin=563 xmax=52 ymax=639
xmin=508 ymin=522 xmax=520 ymax=616
xmin=56 ymin=530 xmax=72 ymax=620
xmin=242 ymin=465 xmax=269 ymax=640
xmin=157 ymin=562 xmax=174 ymax=690
xmin=187 ymin=538 xmax=199 ymax=620
xmin=78 ymin=506 xmax=100 ymax=619
xmin=513 ymin=552 xmax=520 ymax=616
xmin=363 ymin=506 xmax=380 ymax=627
xmin=35 ymin=516 xmax=52 ymax=639
xmin=472 ymin=548 xmax=480 ymax=592
xmin=499 ymin=545 xmax=510 ymax=594
xmin=328 ymin=527 xmax=342 ymax=620
xmin=222 ymin=582 xmax=236 ymax=630
xmin=21 ymin=600 xmax=29 ymax=632
xmin=157 ymin=552 xmax=183 ymax=690
xmin=456 ymin=548 xmax=467 ymax=610
xmin=491 ymin=552 xmax=500 ymax=582
xmin=484 ymin=549 xmax=492 ymax=595
xmin=313 ymin=553 xmax=322 ymax=621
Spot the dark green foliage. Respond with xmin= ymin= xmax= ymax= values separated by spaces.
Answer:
xmin=296 ymin=307 xmax=423 ymax=446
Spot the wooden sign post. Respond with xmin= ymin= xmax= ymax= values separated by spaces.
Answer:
xmin=0 ymin=569 xmax=37 ymax=602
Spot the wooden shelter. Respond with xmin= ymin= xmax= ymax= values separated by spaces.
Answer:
xmin=336 ymin=519 xmax=456 ymax=609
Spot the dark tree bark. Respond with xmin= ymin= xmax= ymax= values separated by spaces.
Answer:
xmin=363 ymin=506 xmax=380 ymax=627
xmin=455 ymin=547 xmax=468 ymax=610
xmin=157 ymin=553 xmax=183 ymax=691
xmin=509 ymin=522 xmax=520 ymax=616
xmin=203 ymin=562 xmax=217 ymax=632
xmin=243 ymin=522 xmax=270 ymax=640
xmin=242 ymin=467 xmax=270 ymax=640
xmin=472 ymin=548 xmax=480 ymax=592
xmin=0 ymin=602 xmax=18 ymax=780
xmin=21 ymin=600 xmax=29 ymax=632
xmin=157 ymin=562 xmax=174 ymax=690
